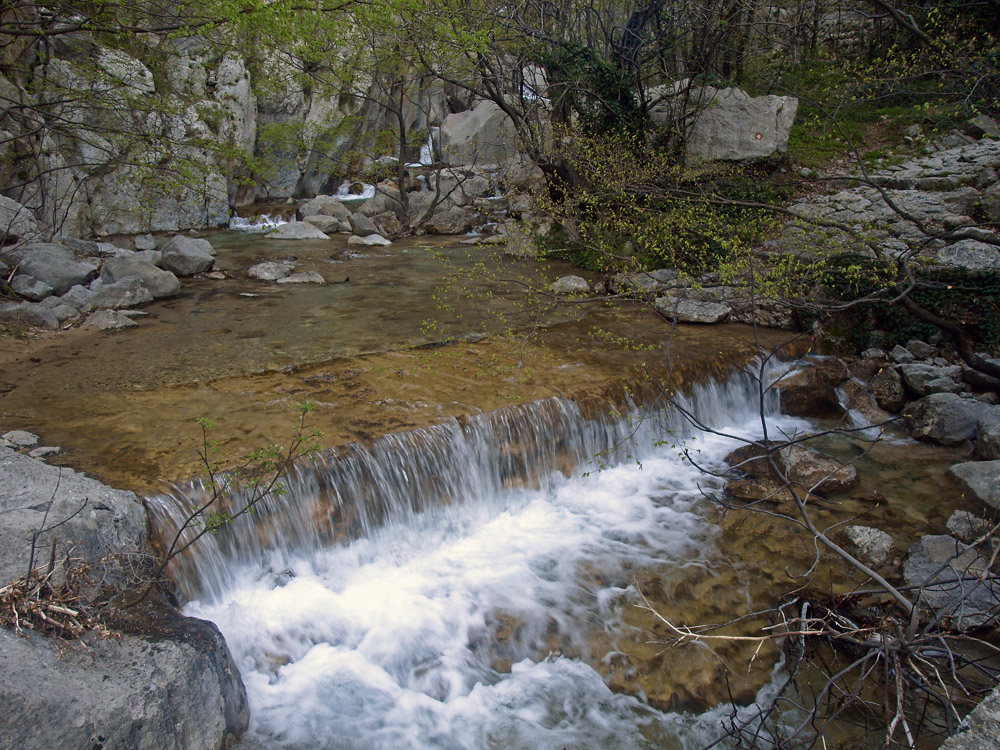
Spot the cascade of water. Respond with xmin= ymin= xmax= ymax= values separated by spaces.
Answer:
xmin=151 ymin=362 xmax=796 ymax=749
xmin=149 ymin=363 xmax=781 ymax=602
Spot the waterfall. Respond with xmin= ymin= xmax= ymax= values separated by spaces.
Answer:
xmin=148 ymin=362 xmax=797 ymax=750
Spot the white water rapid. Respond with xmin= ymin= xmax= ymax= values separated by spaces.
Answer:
xmin=149 ymin=365 xmax=808 ymax=749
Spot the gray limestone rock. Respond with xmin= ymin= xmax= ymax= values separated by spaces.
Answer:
xmin=980 ymin=182 xmax=1000 ymax=223
xmin=0 ymin=614 xmax=248 ymax=750
xmin=1 ymin=243 xmax=98 ymax=295
xmin=0 ymin=195 xmax=38 ymax=242
xmin=950 ymin=461 xmax=1000 ymax=511
xmin=906 ymin=393 xmax=988 ymax=445
xmin=0 ymin=302 xmax=59 ymax=329
xmin=2 ymin=430 xmax=38 ymax=447
xmin=946 ymin=510 xmax=992 ymax=543
xmin=134 ymin=233 xmax=158 ymax=251
xmin=908 ymin=339 xmax=939 ymax=359
xmin=349 ymin=212 xmax=379 ymax=237
xmin=654 ymin=295 xmax=731 ymax=324
xmin=299 ymin=195 xmax=351 ymax=221
xmin=976 ymin=409 xmax=1000 ymax=459
xmin=247 ymin=261 xmax=292 ymax=281
xmin=551 ymin=275 xmax=590 ymax=294
xmin=842 ymin=525 xmax=894 ymax=569
xmin=302 ymin=214 xmax=342 ymax=233
xmin=100 ymin=257 xmax=181 ymax=298
xmin=83 ymin=310 xmax=139 ymax=330
xmin=0 ymin=446 xmax=145 ymax=587
xmin=899 ymin=363 xmax=963 ymax=397
xmin=904 ymin=534 xmax=999 ymax=631
xmin=83 ymin=277 xmax=154 ymax=311
xmin=941 ymin=683 xmax=1000 ymax=749
xmin=264 ymin=221 xmax=330 ymax=240
xmin=870 ymin=366 xmax=906 ymax=412
xmin=58 ymin=285 xmax=92 ymax=310
xmin=160 ymin=236 xmax=216 ymax=276
xmin=347 ymin=233 xmax=391 ymax=246
xmin=891 ymin=344 xmax=915 ymax=364
xmin=936 ymin=239 xmax=1000 ymax=272
xmin=10 ymin=275 xmax=54 ymax=301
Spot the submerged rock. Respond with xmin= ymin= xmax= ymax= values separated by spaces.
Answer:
xmin=841 ymin=525 xmax=895 ymax=569
xmin=277 ymin=271 xmax=325 ymax=284
xmin=83 ymin=310 xmax=139 ymax=330
xmin=247 ymin=261 xmax=292 ymax=281
xmin=904 ymin=535 xmax=999 ymax=631
xmin=551 ymin=275 xmax=589 ymax=294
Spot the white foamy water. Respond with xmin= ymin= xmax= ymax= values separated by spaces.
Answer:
xmin=229 ymin=214 xmax=288 ymax=232
xmin=171 ymin=368 xmax=807 ymax=749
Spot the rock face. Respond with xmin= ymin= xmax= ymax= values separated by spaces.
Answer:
xmin=1 ymin=242 xmax=97 ymax=295
xmin=160 ymin=236 xmax=216 ymax=276
xmin=100 ymin=257 xmax=181 ymax=298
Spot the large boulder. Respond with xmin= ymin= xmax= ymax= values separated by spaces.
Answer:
xmin=905 ymin=393 xmax=989 ymax=445
xmin=160 ymin=236 xmax=216 ymax=276
xmin=653 ymin=294 xmax=731 ymax=324
xmin=899 ymin=362 xmax=963 ymax=397
xmin=1 ymin=242 xmax=97 ymax=295
xmin=977 ymin=409 xmax=1000 ymax=459
xmin=725 ymin=441 xmax=857 ymax=502
xmin=0 ymin=610 xmax=248 ymax=750
xmin=424 ymin=205 xmax=477 ymax=235
xmin=0 ymin=196 xmax=38 ymax=243
xmin=0 ymin=446 xmax=145 ymax=591
xmin=264 ymin=221 xmax=330 ymax=240
xmin=775 ymin=359 xmax=850 ymax=418
xmin=348 ymin=212 xmax=379 ymax=237
xmin=100 ymin=257 xmax=181 ymax=298
xmin=935 ymin=239 xmax=1000 ymax=272
xmin=663 ymin=85 xmax=798 ymax=165
xmin=0 ymin=302 xmax=60 ymax=329
xmin=949 ymin=461 xmax=1000 ymax=511
xmin=84 ymin=278 xmax=154 ymax=311
xmin=0 ymin=447 xmax=249 ymax=750
xmin=440 ymin=100 xmax=519 ymax=167
xmin=299 ymin=195 xmax=351 ymax=221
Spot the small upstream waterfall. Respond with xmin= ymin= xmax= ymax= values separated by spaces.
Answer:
xmin=148 ymin=364 xmax=800 ymax=749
